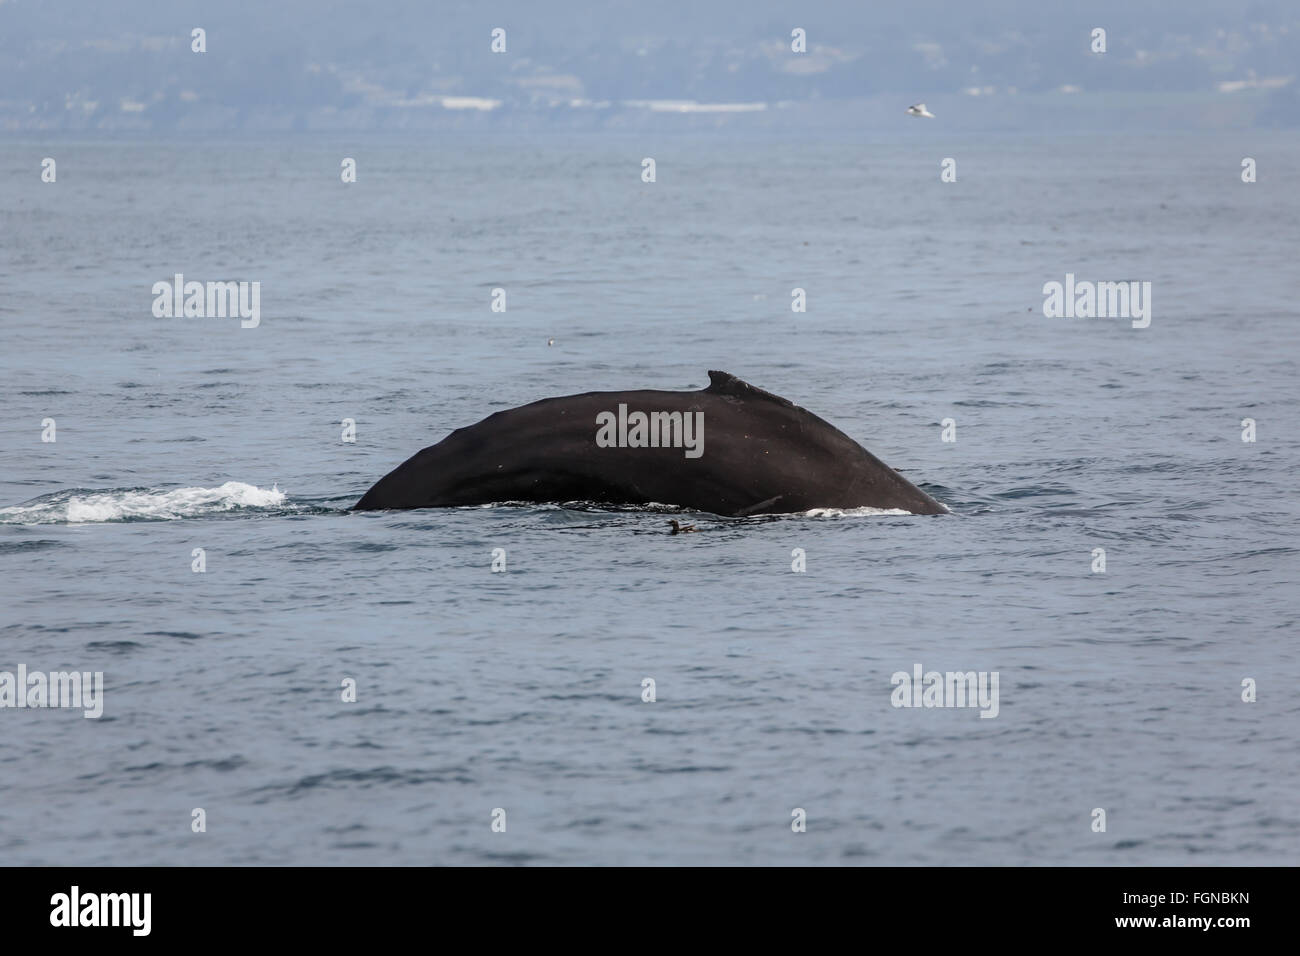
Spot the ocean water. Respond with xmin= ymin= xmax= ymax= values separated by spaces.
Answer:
xmin=1 ymin=133 xmax=1297 ymax=865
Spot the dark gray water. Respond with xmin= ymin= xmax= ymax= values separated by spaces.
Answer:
xmin=1 ymin=133 xmax=1297 ymax=864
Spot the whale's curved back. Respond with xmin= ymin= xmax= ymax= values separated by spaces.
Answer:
xmin=353 ymin=372 xmax=946 ymax=516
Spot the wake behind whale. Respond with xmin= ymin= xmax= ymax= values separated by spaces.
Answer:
xmin=0 ymin=482 xmax=291 ymax=524
xmin=354 ymin=371 xmax=946 ymax=517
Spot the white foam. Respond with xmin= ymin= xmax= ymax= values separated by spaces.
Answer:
xmin=802 ymin=506 xmax=914 ymax=518
xmin=0 ymin=482 xmax=287 ymax=525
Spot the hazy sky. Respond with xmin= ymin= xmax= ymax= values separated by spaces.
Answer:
xmin=3 ymin=0 xmax=1297 ymax=130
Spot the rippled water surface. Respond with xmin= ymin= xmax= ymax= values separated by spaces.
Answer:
xmin=1 ymin=134 xmax=1298 ymax=865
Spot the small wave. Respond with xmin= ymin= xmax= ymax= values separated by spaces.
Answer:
xmin=0 ymin=482 xmax=289 ymax=525
xmin=465 ymin=500 xmax=927 ymax=518
xmin=0 ymin=539 xmax=67 ymax=553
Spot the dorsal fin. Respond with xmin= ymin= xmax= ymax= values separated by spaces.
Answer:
xmin=705 ymin=370 xmax=796 ymax=408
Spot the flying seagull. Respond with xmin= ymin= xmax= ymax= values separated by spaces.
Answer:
xmin=906 ymin=103 xmax=935 ymax=118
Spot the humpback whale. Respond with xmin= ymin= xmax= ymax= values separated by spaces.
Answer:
xmin=353 ymin=371 xmax=946 ymax=517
